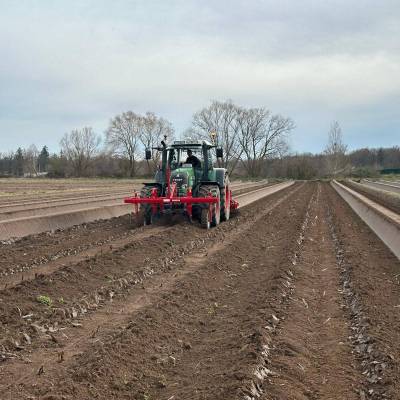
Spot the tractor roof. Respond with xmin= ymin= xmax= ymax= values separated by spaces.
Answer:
xmin=171 ymin=139 xmax=214 ymax=148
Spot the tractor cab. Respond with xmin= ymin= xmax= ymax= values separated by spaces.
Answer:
xmin=167 ymin=141 xmax=215 ymax=193
xmin=167 ymin=144 xmax=204 ymax=196
xmin=168 ymin=140 xmax=214 ymax=167
xmin=169 ymin=145 xmax=203 ymax=170
xmin=150 ymin=140 xmax=218 ymax=194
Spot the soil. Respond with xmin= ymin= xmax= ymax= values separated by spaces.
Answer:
xmin=0 ymin=182 xmax=399 ymax=400
xmin=0 ymin=181 xmax=268 ymax=242
xmin=0 ymin=182 xmax=273 ymax=287
xmin=326 ymin=184 xmax=400 ymax=399
xmin=0 ymin=214 xmax=136 ymax=285
xmin=0 ymin=180 xmax=138 ymax=204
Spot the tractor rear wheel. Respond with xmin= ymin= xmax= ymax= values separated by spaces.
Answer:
xmin=200 ymin=208 xmax=211 ymax=229
xmin=211 ymin=187 xmax=220 ymax=226
xmin=199 ymin=185 xmax=220 ymax=228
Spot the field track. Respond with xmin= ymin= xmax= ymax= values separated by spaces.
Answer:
xmin=0 ymin=181 xmax=399 ymax=399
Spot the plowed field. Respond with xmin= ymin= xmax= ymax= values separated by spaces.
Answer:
xmin=1 ymin=182 xmax=399 ymax=400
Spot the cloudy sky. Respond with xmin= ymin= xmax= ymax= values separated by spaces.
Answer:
xmin=0 ymin=0 xmax=399 ymax=154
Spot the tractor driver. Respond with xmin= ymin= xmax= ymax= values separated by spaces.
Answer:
xmin=185 ymin=149 xmax=201 ymax=168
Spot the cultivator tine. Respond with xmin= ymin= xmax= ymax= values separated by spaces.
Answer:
xmin=208 ymin=189 xmax=213 ymax=222
xmin=133 ymin=191 xmax=139 ymax=215
xmin=186 ymin=188 xmax=193 ymax=220
xmin=151 ymin=187 xmax=158 ymax=215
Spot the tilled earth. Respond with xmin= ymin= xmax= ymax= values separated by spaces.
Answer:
xmin=0 ymin=181 xmax=267 ymax=242
xmin=0 ymin=182 xmax=399 ymax=400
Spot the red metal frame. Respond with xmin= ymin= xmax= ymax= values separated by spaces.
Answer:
xmin=124 ymin=182 xmax=239 ymax=220
xmin=124 ymin=185 xmax=218 ymax=220
xmin=229 ymin=189 xmax=239 ymax=210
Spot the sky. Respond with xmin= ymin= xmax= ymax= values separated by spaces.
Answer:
xmin=0 ymin=0 xmax=399 ymax=154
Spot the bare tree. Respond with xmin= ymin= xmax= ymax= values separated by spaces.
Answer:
xmin=238 ymin=109 xmax=294 ymax=177
xmin=140 ymin=112 xmax=174 ymax=173
xmin=105 ymin=111 xmax=143 ymax=177
xmin=191 ymin=100 xmax=242 ymax=172
xmin=60 ymin=127 xmax=100 ymax=176
xmin=324 ymin=121 xmax=348 ymax=177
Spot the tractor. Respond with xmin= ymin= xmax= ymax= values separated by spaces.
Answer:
xmin=124 ymin=139 xmax=238 ymax=228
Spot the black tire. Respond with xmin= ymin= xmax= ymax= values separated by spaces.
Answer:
xmin=211 ymin=187 xmax=220 ymax=226
xmin=200 ymin=208 xmax=211 ymax=229
xmin=198 ymin=185 xmax=220 ymax=228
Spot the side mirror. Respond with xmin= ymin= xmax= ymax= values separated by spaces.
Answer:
xmin=216 ymin=148 xmax=223 ymax=158
xmin=145 ymin=149 xmax=152 ymax=160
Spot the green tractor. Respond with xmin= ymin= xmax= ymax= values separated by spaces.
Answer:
xmin=124 ymin=139 xmax=238 ymax=228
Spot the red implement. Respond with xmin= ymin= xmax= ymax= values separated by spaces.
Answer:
xmin=124 ymin=183 xmax=219 ymax=220
xmin=230 ymin=192 xmax=239 ymax=210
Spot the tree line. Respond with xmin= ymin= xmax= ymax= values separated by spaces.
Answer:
xmin=267 ymin=122 xmax=400 ymax=179
xmin=0 ymin=101 xmax=398 ymax=179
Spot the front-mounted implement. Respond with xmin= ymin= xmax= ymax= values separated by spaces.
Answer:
xmin=124 ymin=139 xmax=238 ymax=228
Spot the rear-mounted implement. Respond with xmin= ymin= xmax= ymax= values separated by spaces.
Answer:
xmin=124 ymin=181 xmax=238 ymax=222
